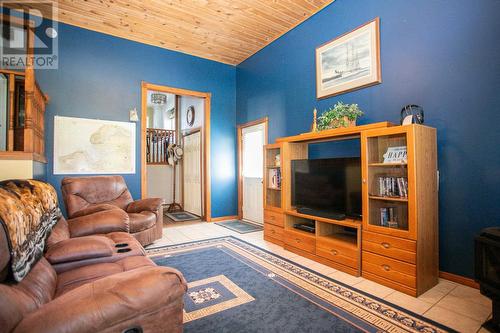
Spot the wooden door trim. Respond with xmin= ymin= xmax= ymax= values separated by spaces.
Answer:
xmin=182 ymin=128 xmax=203 ymax=217
xmin=237 ymin=117 xmax=269 ymax=219
xmin=141 ymin=82 xmax=212 ymax=221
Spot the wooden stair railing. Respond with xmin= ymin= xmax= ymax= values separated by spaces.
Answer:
xmin=0 ymin=14 xmax=48 ymax=162
xmin=146 ymin=128 xmax=175 ymax=164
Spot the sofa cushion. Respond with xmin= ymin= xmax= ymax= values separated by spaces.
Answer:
xmin=128 ymin=212 xmax=156 ymax=233
xmin=46 ymin=217 xmax=70 ymax=248
xmin=45 ymin=236 xmax=114 ymax=264
xmin=0 ymin=258 xmax=57 ymax=332
xmin=55 ymin=256 xmax=156 ymax=297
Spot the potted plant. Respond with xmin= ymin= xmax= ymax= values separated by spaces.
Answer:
xmin=317 ymin=102 xmax=364 ymax=130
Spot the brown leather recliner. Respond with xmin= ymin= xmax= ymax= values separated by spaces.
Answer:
xmin=61 ymin=176 xmax=164 ymax=246
xmin=0 ymin=207 xmax=187 ymax=333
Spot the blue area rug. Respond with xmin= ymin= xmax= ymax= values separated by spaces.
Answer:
xmin=148 ymin=237 xmax=455 ymax=333
xmin=165 ymin=211 xmax=199 ymax=222
xmin=214 ymin=220 xmax=263 ymax=234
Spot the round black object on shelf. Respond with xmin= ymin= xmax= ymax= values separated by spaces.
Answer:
xmin=400 ymin=105 xmax=424 ymax=125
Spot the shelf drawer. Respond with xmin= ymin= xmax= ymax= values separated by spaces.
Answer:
xmin=362 ymin=251 xmax=416 ymax=288
xmin=316 ymin=238 xmax=358 ymax=269
xmin=284 ymin=230 xmax=315 ymax=253
xmin=264 ymin=223 xmax=283 ymax=241
xmin=362 ymin=231 xmax=416 ymax=264
xmin=264 ymin=209 xmax=284 ymax=227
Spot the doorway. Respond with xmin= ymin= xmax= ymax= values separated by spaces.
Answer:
xmin=141 ymin=82 xmax=212 ymax=221
xmin=238 ymin=118 xmax=268 ymax=224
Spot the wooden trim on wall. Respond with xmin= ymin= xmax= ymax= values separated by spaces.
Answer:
xmin=0 ymin=151 xmax=47 ymax=163
xmin=439 ymin=271 xmax=479 ymax=289
xmin=237 ymin=117 xmax=269 ymax=219
xmin=204 ymin=95 xmax=212 ymax=221
xmin=210 ymin=215 xmax=238 ymax=222
xmin=141 ymin=82 xmax=211 ymax=221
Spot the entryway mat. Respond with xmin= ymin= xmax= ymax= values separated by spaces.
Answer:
xmin=214 ymin=220 xmax=263 ymax=234
xmin=165 ymin=211 xmax=200 ymax=222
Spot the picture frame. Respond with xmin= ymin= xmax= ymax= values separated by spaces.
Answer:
xmin=316 ymin=18 xmax=381 ymax=99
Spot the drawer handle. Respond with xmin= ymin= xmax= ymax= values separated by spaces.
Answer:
xmin=381 ymin=242 xmax=391 ymax=249
xmin=271 ymin=229 xmax=275 ymax=234
xmin=295 ymin=238 xmax=301 ymax=243
xmin=331 ymin=250 xmax=338 ymax=255
xmin=269 ymin=216 xmax=275 ymax=220
xmin=382 ymin=264 xmax=391 ymax=271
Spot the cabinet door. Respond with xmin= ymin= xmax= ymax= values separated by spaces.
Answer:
xmin=361 ymin=126 xmax=417 ymax=240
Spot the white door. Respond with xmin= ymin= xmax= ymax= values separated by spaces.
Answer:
xmin=183 ymin=131 xmax=202 ymax=216
xmin=242 ymin=123 xmax=265 ymax=224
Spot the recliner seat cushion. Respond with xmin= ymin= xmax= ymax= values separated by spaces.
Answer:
xmin=55 ymin=256 xmax=156 ymax=297
xmin=128 ymin=212 xmax=156 ymax=233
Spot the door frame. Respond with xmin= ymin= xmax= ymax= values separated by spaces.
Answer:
xmin=141 ymin=82 xmax=212 ymax=221
xmin=182 ymin=127 xmax=203 ymax=216
xmin=237 ymin=117 xmax=268 ymax=219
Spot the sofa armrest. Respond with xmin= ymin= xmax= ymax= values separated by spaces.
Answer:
xmin=71 ymin=203 xmax=119 ymax=218
xmin=14 ymin=266 xmax=187 ymax=333
xmin=68 ymin=209 xmax=129 ymax=237
xmin=45 ymin=236 xmax=114 ymax=264
xmin=127 ymin=198 xmax=164 ymax=214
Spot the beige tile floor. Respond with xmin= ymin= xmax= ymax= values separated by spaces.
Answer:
xmin=149 ymin=220 xmax=492 ymax=333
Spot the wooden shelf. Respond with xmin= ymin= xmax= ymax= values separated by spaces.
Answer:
xmin=276 ymin=122 xmax=394 ymax=143
xmin=285 ymin=209 xmax=361 ymax=229
xmin=266 ymin=165 xmax=281 ymax=169
xmin=267 ymin=187 xmax=281 ymax=191
xmin=368 ymin=162 xmax=407 ymax=167
xmin=317 ymin=234 xmax=357 ymax=250
xmin=286 ymin=226 xmax=316 ymax=238
xmin=369 ymin=195 xmax=408 ymax=202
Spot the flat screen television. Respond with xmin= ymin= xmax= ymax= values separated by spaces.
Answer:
xmin=291 ymin=158 xmax=362 ymax=220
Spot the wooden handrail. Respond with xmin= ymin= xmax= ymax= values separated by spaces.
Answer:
xmin=146 ymin=128 xmax=175 ymax=165
xmin=0 ymin=69 xmax=25 ymax=76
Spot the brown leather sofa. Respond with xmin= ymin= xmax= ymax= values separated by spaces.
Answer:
xmin=0 ymin=186 xmax=187 ymax=332
xmin=61 ymin=176 xmax=164 ymax=246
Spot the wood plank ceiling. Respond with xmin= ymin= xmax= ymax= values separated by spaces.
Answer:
xmin=12 ymin=0 xmax=334 ymax=65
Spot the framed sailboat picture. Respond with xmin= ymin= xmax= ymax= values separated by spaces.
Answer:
xmin=316 ymin=18 xmax=381 ymax=99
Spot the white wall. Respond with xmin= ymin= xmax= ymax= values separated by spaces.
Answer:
xmin=0 ymin=160 xmax=34 ymax=180
xmin=179 ymin=95 xmax=204 ymax=131
xmin=147 ymin=164 xmax=181 ymax=204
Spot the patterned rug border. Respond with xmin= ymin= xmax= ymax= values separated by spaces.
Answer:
xmin=147 ymin=236 xmax=456 ymax=333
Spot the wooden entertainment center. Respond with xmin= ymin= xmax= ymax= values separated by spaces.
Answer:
xmin=263 ymin=123 xmax=438 ymax=296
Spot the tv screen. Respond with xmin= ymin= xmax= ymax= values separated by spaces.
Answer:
xmin=291 ymin=158 xmax=361 ymax=219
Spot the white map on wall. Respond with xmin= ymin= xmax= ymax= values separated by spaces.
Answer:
xmin=54 ymin=116 xmax=136 ymax=174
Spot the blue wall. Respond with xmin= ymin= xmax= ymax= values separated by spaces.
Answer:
xmin=36 ymin=23 xmax=237 ymax=218
xmin=236 ymin=0 xmax=500 ymax=277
